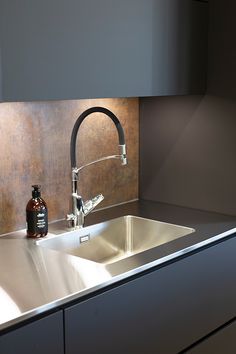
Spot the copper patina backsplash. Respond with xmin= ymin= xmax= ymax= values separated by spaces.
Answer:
xmin=0 ymin=98 xmax=139 ymax=234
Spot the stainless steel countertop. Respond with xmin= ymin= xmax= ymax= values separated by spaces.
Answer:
xmin=1 ymin=200 xmax=236 ymax=332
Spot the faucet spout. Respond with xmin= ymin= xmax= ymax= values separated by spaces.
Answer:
xmin=70 ymin=106 xmax=126 ymax=168
xmin=67 ymin=106 xmax=127 ymax=229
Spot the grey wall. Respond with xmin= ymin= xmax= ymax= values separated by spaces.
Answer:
xmin=140 ymin=0 xmax=236 ymax=216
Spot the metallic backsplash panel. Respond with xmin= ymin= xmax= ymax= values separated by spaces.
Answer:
xmin=0 ymin=98 xmax=139 ymax=234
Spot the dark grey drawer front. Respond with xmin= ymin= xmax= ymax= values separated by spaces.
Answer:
xmin=186 ymin=320 xmax=236 ymax=354
xmin=0 ymin=311 xmax=64 ymax=354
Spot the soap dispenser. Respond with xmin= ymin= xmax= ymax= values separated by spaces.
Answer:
xmin=26 ymin=185 xmax=48 ymax=238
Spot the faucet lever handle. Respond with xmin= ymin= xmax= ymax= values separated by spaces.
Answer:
xmin=83 ymin=194 xmax=104 ymax=216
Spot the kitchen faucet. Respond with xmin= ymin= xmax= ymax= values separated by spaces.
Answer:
xmin=67 ymin=106 xmax=127 ymax=228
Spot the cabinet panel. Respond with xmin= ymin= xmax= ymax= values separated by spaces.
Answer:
xmin=65 ymin=237 xmax=236 ymax=354
xmin=186 ymin=320 xmax=236 ymax=354
xmin=152 ymin=0 xmax=208 ymax=96
xmin=0 ymin=0 xmax=153 ymax=101
xmin=0 ymin=0 xmax=207 ymax=102
xmin=0 ymin=311 xmax=64 ymax=354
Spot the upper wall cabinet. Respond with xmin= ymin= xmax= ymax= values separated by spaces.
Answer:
xmin=0 ymin=0 xmax=208 ymax=102
xmin=152 ymin=0 xmax=208 ymax=96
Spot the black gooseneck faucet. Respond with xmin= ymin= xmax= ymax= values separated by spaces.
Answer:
xmin=67 ymin=106 xmax=127 ymax=228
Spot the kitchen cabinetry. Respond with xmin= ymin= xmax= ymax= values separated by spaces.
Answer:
xmin=0 ymin=0 xmax=208 ymax=102
xmin=1 ymin=235 xmax=236 ymax=354
xmin=0 ymin=311 xmax=64 ymax=354
xmin=64 ymin=236 xmax=236 ymax=354
xmin=185 ymin=320 xmax=236 ymax=353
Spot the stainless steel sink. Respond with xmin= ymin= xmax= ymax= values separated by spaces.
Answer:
xmin=38 ymin=216 xmax=195 ymax=265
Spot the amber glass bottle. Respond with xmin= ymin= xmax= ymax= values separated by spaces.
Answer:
xmin=26 ymin=185 xmax=48 ymax=238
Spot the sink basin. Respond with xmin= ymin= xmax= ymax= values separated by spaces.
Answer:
xmin=38 ymin=216 xmax=195 ymax=265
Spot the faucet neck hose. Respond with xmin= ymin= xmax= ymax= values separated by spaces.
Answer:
xmin=70 ymin=106 xmax=125 ymax=168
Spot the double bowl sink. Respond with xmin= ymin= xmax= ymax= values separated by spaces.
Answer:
xmin=37 ymin=215 xmax=195 ymax=266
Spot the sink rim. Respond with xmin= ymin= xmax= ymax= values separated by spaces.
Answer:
xmin=37 ymin=215 xmax=196 ymax=265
